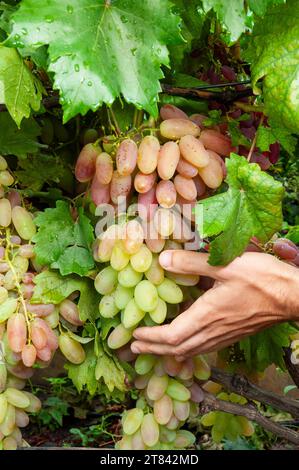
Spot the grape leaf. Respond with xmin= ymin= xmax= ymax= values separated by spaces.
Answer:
xmin=228 ymin=121 xmax=250 ymax=147
xmin=240 ymin=323 xmax=297 ymax=372
xmin=202 ymin=0 xmax=247 ymax=43
xmin=95 ymin=343 xmax=126 ymax=393
xmin=247 ymin=0 xmax=299 ymax=133
xmin=65 ymin=343 xmax=98 ymax=395
xmin=33 ymin=200 xmax=95 ymax=276
xmin=6 ymin=0 xmax=182 ymax=121
xmin=256 ymin=124 xmax=296 ymax=155
xmin=0 ymin=46 xmax=43 ymax=126
xmin=248 ymin=0 xmax=286 ymax=17
xmin=286 ymin=226 xmax=299 ymax=244
xmin=0 ymin=112 xmax=41 ymax=157
xmin=15 ymin=154 xmax=71 ymax=191
xmin=31 ymin=270 xmax=100 ymax=322
xmin=195 ymin=154 xmax=284 ymax=265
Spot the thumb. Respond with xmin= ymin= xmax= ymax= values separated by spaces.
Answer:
xmin=159 ymin=250 xmax=224 ymax=280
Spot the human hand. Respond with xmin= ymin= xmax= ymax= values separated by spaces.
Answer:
xmin=131 ymin=250 xmax=299 ymax=359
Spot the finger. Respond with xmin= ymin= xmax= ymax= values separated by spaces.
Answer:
xmin=159 ymin=250 xmax=225 ymax=280
xmin=131 ymin=340 xmax=179 ymax=356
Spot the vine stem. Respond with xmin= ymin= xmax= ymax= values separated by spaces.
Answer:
xmin=5 ymin=228 xmax=32 ymax=340
xmin=200 ymin=390 xmax=299 ymax=445
xmin=247 ymin=114 xmax=264 ymax=162
xmin=234 ymin=101 xmax=265 ymax=113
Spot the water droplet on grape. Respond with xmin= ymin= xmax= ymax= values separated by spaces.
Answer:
xmin=74 ymin=64 xmax=80 ymax=72
xmin=66 ymin=5 xmax=74 ymax=13
xmin=45 ymin=15 xmax=54 ymax=23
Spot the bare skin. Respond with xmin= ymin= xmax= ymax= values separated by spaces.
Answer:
xmin=131 ymin=250 xmax=299 ymax=359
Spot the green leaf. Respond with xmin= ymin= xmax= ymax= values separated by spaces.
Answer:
xmin=31 ymin=270 xmax=100 ymax=322
xmin=33 ymin=200 xmax=95 ymax=276
xmin=202 ymin=0 xmax=247 ymax=43
xmin=0 ymin=112 xmax=41 ymax=157
xmin=0 ymin=46 xmax=43 ymax=126
xmin=248 ymin=0 xmax=286 ymax=17
xmin=247 ymin=0 xmax=299 ymax=133
xmin=195 ymin=154 xmax=284 ymax=265
xmin=65 ymin=343 xmax=98 ymax=395
xmin=15 ymin=154 xmax=71 ymax=191
xmin=6 ymin=0 xmax=182 ymax=121
xmin=95 ymin=343 xmax=126 ymax=393
xmin=228 ymin=121 xmax=250 ymax=147
xmin=256 ymin=124 xmax=296 ymax=155
xmin=286 ymin=226 xmax=299 ymax=244
xmin=240 ymin=323 xmax=297 ymax=372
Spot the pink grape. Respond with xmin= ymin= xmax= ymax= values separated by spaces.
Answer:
xmin=221 ymin=65 xmax=237 ymax=81
xmin=31 ymin=324 xmax=47 ymax=350
xmin=59 ymin=299 xmax=84 ymax=326
xmin=160 ymin=104 xmax=188 ymax=121
xmin=134 ymin=172 xmax=157 ymax=193
xmin=174 ymin=175 xmax=197 ymax=201
xmin=154 ymin=394 xmax=173 ymax=425
xmin=138 ymin=186 xmax=158 ymax=222
xmin=141 ymin=413 xmax=160 ymax=446
xmin=157 ymin=142 xmax=180 ymax=180
xmin=273 ymin=238 xmax=298 ymax=260
xmin=189 ymin=114 xmax=208 ymax=129
xmin=21 ymin=344 xmax=37 ymax=367
xmin=198 ymin=150 xmax=224 ymax=189
xmin=95 ymin=152 xmax=113 ymax=185
xmin=7 ymin=314 xmax=27 ymax=353
xmin=173 ymin=400 xmax=190 ymax=421
xmin=36 ymin=345 xmax=52 ymax=362
xmin=193 ymin=175 xmax=206 ymax=197
xmin=110 ymin=171 xmax=132 ymax=204
xmin=176 ymin=158 xmax=198 ymax=178
xmin=116 ymin=139 xmax=138 ymax=176
xmin=137 ymin=136 xmax=160 ymax=174
xmin=75 ymin=143 xmax=99 ymax=182
xmin=26 ymin=303 xmax=55 ymax=317
xmin=90 ymin=173 xmax=110 ymax=205
xmin=160 ymin=119 xmax=200 ymax=139
xmin=147 ymin=374 xmax=169 ymax=401
xmin=179 ymin=135 xmax=210 ymax=168
xmin=156 ymin=180 xmax=177 ymax=208
xmin=199 ymin=129 xmax=233 ymax=157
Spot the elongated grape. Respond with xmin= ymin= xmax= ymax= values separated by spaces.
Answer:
xmin=90 ymin=174 xmax=110 ymax=205
xmin=23 ymin=391 xmax=41 ymax=413
xmin=114 ymin=285 xmax=134 ymax=310
xmin=160 ymin=426 xmax=176 ymax=444
xmin=123 ymin=299 xmax=145 ymax=329
xmin=0 ymin=404 xmax=15 ymax=436
xmin=167 ymin=379 xmax=190 ymax=401
xmin=154 ymin=208 xmax=175 ymax=237
xmin=110 ymin=171 xmax=132 ymax=204
xmin=156 ymin=180 xmax=177 ymax=209
xmin=190 ymin=383 xmax=204 ymax=403
xmin=137 ymin=136 xmax=160 ymax=174
xmin=157 ymin=279 xmax=183 ymax=304
xmin=162 ymin=356 xmax=182 ymax=377
xmin=149 ymin=297 xmax=167 ymax=324
xmin=130 ymin=245 xmax=153 ymax=273
xmin=193 ymin=175 xmax=206 ymax=197
xmin=0 ymin=171 xmax=14 ymax=186
xmin=59 ymin=299 xmax=83 ymax=326
xmin=117 ymin=435 xmax=132 ymax=450
xmin=173 ymin=400 xmax=190 ymax=421
xmin=0 ymin=198 xmax=11 ymax=227
xmin=0 ymin=364 xmax=7 ymax=393
xmin=189 ymin=113 xmax=208 ymax=129
xmin=134 ymin=171 xmax=157 ymax=193
xmin=97 ymin=224 xmax=120 ymax=262
xmin=0 ymin=394 xmax=7 ymax=423
xmin=59 ymin=334 xmax=85 ymax=364
xmin=118 ymin=264 xmax=143 ymax=288
xmin=160 ymin=119 xmax=200 ymax=140
xmin=174 ymin=430 xmax=195 ymax=448
xmin=82 ymin=128 xmax=98 ymax=145
xmin=200 ymin=129 xmax=233 ymax=156
xmin=134 ymin=280 xmax=158 ymax=312
xmin=160 ymin=104 xmax=188 ymax=121
xmin=122 ymin=408 xmax=143 ymax=435
xmin=131 ymin=429 xmax=146 ymax=450
xmin=198 ymin=150 xmax=223 ymax=189
xmin=99 ymin=293 xmax=119 ymax=318
xmin=145 ymin=254 xmax=164 ymax=286
xmin=36 ymin=346 xmax=52 ymax=362
xmin=138 ymin=186 xmax=157 ymax=222
xmin=177 ymin=358 xmax=194 ymax=380
xmin=193 ymin=355 xmax=210 ymax=380
xmin=157 ymin=142 xmax=180 ymax=180
xmin=26 ymin=303 xmax=54 ymax=317
xmin=110 ymin=242 xmax=130 ymax=271
xmin=107 ymin=324 xmax=133 ymax=349
xmin=75 ymin=143 xmax=99 ymax=182
xmin=7 ymin=314 xmax=27 ymax=353
xmin=122 ymin=220 xmax=144 ymax=255
xmin=15 ymin=408 xmax=29 ymax=428
xmin=5 ymin=388 xmax=30 ymax=409
xmin=21 ymin=344 xmax=37 ymax=367
xmin=3 ymin=436 xmax=17 ymax=450
xmin=179 ymin=135 xmax=210 ymax=168
xmin=31 ymin=324 xmax=47 ymax=350
xmin=5 ymin=376 xmax=26 ymax=390
xmin=273 ymin=238 xmax=298 ymax=260
xmin=0 ymin=156 xmax=7 ymax=171
xmin=174 ymin=174 xmax=197 ymax=201
xmin=95 ymin=266 xmax=118 ymax=295
xmin=166 ymin=271 xmax=199 ymax=287
xmin=145 ymin=234 xmax=165 ymax=254
xmin=147 ymin=374 xmax=169 ymax=401
xmin=135 ymin=354 xmax=157 ymax=375
xmin=11 ymin=207 xmax=36 ymax=240
xmin=176 ymin=158 xmax=198 ymax=178
xmin=33 ymin=320 xmax=57 ymax=352
xmin=95 ymin=152 xmax=113 ymax=184
xmin=116 ymin=139 xmax=138 ymax=176
xmin=154 ymin=395 xmax=173 ymax=425
xmin=141 ymin=413 xmax=159 ymax=447
xmin=134 ymin=372 xmax=151 ymax=389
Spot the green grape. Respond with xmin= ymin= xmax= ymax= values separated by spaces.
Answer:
xmin=174 ymin=430 xmax=196 ymax=448
xmin=44 ymin=308 xmax=60 ymax=329
xmin=153 ymin=394 xmax=173 ymax=425
xmin=134 ymin=372 xmax=151 ymax=390
xmin=134 ymin=280 xmax=158 ymax=312
xmin=83 ymin=128 xmax=98 ymax=145
xmin=114 ymin=285 xmax=134 ymax=310
xmin=110 ymin=243 xmax=130 ymax=271
xmin=4 ymin=388 xmax=30 ymax=409
xmin=165 ymin=414 xmax=180 ymax=430
xmin=123 ymin=299 xmax=145 ymax=329
xmin=130 ymin=245 xmax=152 ymax=273
xmin=160 ymin=426 xmax=176 ymax=444
xmin=3 ymin=436 xmax=18 ymax=450
xmin=0 ymin=403 xmax=15 ymax=436
xmin=135 ymin=354 xmax=157 ymax=375
xmin=122 ymin=408 xmax=144 ymax=435
xmin=166 ymin=379 xmax=191 ymax=401
xmin=99 ymin=293 xmax=119 ymax=318
xmin=149 ymin=298 xmax=167 ymax=324
xmin=11 ymin=207 xmax=36 ymax=240
xmin=193 ymin=355 xmax=210 ymax=380
xmin=0 ymin=286 xmax=8 ymax=305
xmin=58 ymin=334 xmax=86 ymax=364
xmin=0 ymin=156 xmax=7 ymax=171
xmin=147 ymin=374 xmax=169 ymax=401
xmin=107 ymin=324 xmax=133 ymax=349
xmin=141 ymin=413 xmax=159 ymax=447
xmin=173 ymin=400 xmax=190 ymax=421
xmin=94 ymin=266 xmax=118 ymax=295
xmin=118 ymin=264 xmax=143 ymax=288
xmin=117 ymin=435 xmax=133 ymax=450
xmin=145 ymin=254 xmax=164 ymax=285
xmin=23 ymin=392 xmax=41 ymax=413
xmin=0 ymin=364 xmax=7 ymax=392
xmin=0 ymin=394 xmax=8 ymax=423
xmin=157 ymin=279 xmax=183 ymax=304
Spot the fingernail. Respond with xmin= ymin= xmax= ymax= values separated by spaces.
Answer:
xmin=131 ymin=343 xmax=140 ymax=354
xmin=159 ymin=251 xmax=172 ymax=268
